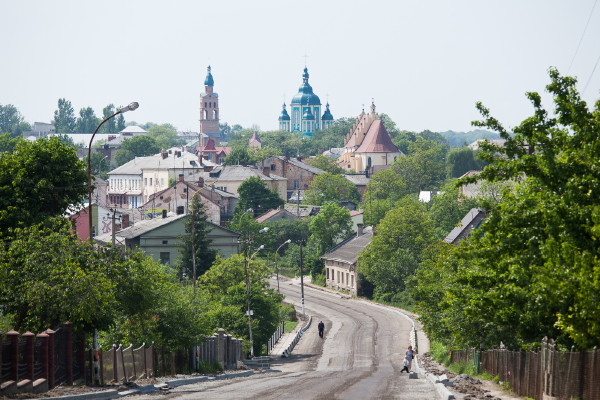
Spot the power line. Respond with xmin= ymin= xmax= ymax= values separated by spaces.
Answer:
xmin=583 ymin=51 xmax=600 ymax=94
xmin=567 ymin=0 xmax=598 ymax=74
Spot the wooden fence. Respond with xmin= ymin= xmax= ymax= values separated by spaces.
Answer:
xmin=1 ymin=325 xmax=243 ymax=395
xmin=450 ymin=338 xmax=600 ymax=400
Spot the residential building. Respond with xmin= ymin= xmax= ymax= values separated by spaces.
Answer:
xmin=338 ymin=102 xmax=402 ymax=174
xmin=248 ymin=131 xmax=262 ymax=148
xmin=443 ymin=208 xmax=488 ymax=245
xmin=107 ymin=148 xmax=215 ymax=209
xmin=203 ymin=165 xmax=287 ymax=201
xmin=95 ymin=213 xmax=241 ymax=264
xmin=255 ymin=208 xmax=297 ymax=224
xmin=256 ymin=156 xmax=324 ymax=201
xmin=143 ymin=176 xmax=238 ymax=225
xmin=278 ymin=67 xmax=334 ymax=135
xmin=341 ymin=173 xmax=370 ymax=197
xmin=197 ymin=137 xmax=231 ymax=164
xmin=322 ymin=225 xmax=373 ymax=296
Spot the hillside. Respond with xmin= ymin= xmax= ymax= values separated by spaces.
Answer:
xmin=439 ymin=129 xmax=501 ymax=147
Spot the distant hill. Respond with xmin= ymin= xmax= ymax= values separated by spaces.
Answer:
xmin=440 ymin=129 xmax=501 ymax=147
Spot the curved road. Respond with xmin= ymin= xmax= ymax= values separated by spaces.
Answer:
xmin=133 ymin=277 xmax=438 ymax=399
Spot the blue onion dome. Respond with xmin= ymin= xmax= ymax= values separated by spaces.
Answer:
xmin=279 ymin=103 xmax=291 ymax=121
xmin=322 ymin=102 xmax=334 ymax=120
xmin=204 ymin=65 xmax=214 ymax=86
xmin=291 ymin=67 xmax=321 ymax=106
xmin=303 ymin=106 xmax=315 ymax=121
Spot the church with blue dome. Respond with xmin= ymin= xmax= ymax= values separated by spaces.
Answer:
xmin=279 ymin=67 xmax=334 ymax=135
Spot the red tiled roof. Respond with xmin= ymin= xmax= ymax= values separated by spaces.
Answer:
xmin=355 ymin=120 xmax=399 ymax=153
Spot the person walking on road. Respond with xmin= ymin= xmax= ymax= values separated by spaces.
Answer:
xmin=318 ymin=321 xmax=325 ymax=338
xmin=405 ymin=345 xmax=416 ymax=371
xmin=400 ymin=355 xmax=410 ymax=373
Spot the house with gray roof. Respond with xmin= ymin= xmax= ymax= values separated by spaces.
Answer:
xmin=443 ymin=208 xmax=488 ymax=245
xmin=95 ymin=212 xmax=240 ymax=264
xmin=322 ymin=225 xmax=373 ymax=296
xmin=256 ymin=156 xmax=324 ymax=201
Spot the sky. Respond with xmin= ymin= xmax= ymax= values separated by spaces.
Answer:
xmin=2 ymin=0 xmax=600 ymax=134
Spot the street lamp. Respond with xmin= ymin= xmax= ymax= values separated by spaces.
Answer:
xmin=275 ymin=239 xmax=292 ymax=294
xmin=87 ymin=102 xmax=138 ymax=242
xmin=245 ymin=243 xmax=265 ymax=358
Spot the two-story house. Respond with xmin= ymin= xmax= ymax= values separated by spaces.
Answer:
xmin=256 ymin=156 xmax=324 ymax=201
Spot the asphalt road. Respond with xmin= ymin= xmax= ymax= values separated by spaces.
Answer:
xmin=132 ymin=277 xmax=438 ymax=400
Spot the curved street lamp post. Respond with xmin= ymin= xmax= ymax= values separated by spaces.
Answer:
xmin=275 ymin=239 xmax=292 ymax=294
xmin=240 ymin=226 xmax=269 ymax=358
xmin=87 ymin=102 xmax=139 ymax=242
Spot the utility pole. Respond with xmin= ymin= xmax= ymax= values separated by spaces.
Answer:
xmin=299 ymin=240 xmax=305 ymax=316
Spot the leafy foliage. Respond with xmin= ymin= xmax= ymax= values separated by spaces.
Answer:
xmin=416 ymin=68 xmax=600 ymax=349
xmin=303 ymin=173 xmax=360 ymax=206
xmin=0 ymin=137 xmax=87 ymax=235
xmin=305 ymin=154 xmax=343 ymax=174
xmin=235 ymin=176 xmax=284 ymax=217
xmin=178 ymin=194 xmax=217 ymax=280
xmin=52 ymin=98 xmax=76 ymax=133
xmin=0 ymin=104 xmax=30 ymax=137
xmin=308 ymin=202 xmax=353 ymax=255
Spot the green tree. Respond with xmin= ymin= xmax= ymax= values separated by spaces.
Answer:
xmin=0 ymin=133 xmax=22 ymax=153
xmin=361 ymin=168 xmax=408 ymax=225
xmin=392 ymin=137 xmax=447 ymax=192
xmin=0 ymin=104 xmax=30 ymax=137
xmin=235 ymin=176 xmax=284 ymax=217
xmin=0 ymin=137 xmax=87 ymax=234
xmin=428 ymin=180 xmax=479 ymax=239
xmin=417 ymin=68 xmax=600 ymax=349
xmin=52 ymin=98 xmax=76 ymax=133
xmin=359 ymin=197 xmax=435 ymax=301
xmin=308 ymin=202 xmax=353 ymax=255
xmin=178 ymin=194 xmax=217 ymax=280
xmin=114 ymin=148 xmax=135 ymax=167
xmin=445 ymin=146 xmax=485 ymax=178
xmin=303 ymin=173 xmax=360 ymax=205
xmin=116 ymin=112 xmax=126 ymax=132
xmin=121 ymin=135 xmax=161 ymax=158
xmin=99 ymin=104 xmax=117 ymax=133
xmin=148 ymin=123 xmax=182 ymax=149
xmin=305 ymin=154 xmax=343 ymax=174
xmin=75 ymin=107 xmax=100 ymax=133
xmin=87 ymin=152 xmax=110 ymax=177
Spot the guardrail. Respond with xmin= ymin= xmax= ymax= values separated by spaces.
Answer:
xmin=267 ymin=321 xmax=285 ymax=355
xmin=281 ymin=316 xmax=312 ymax=358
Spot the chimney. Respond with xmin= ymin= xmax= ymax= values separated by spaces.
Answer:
xmin=198 ymin=177 xmax=205 ymax=187
xmin=356 ymin=223 xmax=364 ymax=237
xmin=121 ymin=214 xmax=130 ymax=229
xmin=178 ymin=174 xmax=184 ymax=182
xmin=161 ymin=151 xmax=168 ymax=159
xmin=162 ymin=209 xmax=167 ymax=218
xmin=263 ymin=167 xmax=270 ymax=177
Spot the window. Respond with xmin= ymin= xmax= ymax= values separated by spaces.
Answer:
xmin=293 ymin=180 xmax=300 ymax=189
xmin=162 ymin=240 xmax=168 ymax=244
xmin=160 ymin=252 xmax=170 ymax=264
xmin=150 ymin=178 xmax=153 ymax=186
xmin=144 ymin=178 xmax=147 ymax=186
xmin=161 ymin=178 xmax=164 ymax=187
xmin=271 ymin=164 xmax=276 ymax=171
xmin=326 ymin=268 xmax=329 ymax=280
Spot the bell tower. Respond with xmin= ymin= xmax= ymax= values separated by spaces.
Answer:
xmin=199 ymin=65 xmax=220 ymax=146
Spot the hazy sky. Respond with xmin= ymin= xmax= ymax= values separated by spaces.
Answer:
xmin=2 ymin=0 xmax=599 ymax=134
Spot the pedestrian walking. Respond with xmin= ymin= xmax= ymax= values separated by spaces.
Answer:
xmin=318 ymin=321 xmax=325 ymax=338
xmin=400 ymin=355 xmax=410 ymax=373
xmin=405 ymin=345 xmax=416 ymax=371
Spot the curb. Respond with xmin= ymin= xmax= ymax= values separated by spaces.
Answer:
xmin=42 ymin=370 xmax=280 ymax=400
xmin=423 ymin=372 xmax=456 ymax=400
xmin=281 ymin=316 xmax=312 ymax=358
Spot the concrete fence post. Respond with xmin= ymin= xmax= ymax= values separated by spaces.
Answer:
xmin=217 ymin=329 xmax=225 ymax=369
xmin=23 ymin=331 xmax=35 ymax=380
xmin=7 ymin=330 xmax=19 ymax=382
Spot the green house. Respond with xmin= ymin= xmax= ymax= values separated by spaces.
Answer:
xmin=96 ymin=213 xmax=240 ymax=264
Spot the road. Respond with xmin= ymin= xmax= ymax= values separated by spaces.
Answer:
xmin=132 ymin=277 xmax=438 ymax=400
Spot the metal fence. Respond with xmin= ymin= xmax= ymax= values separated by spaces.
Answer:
xmin=450 ymin=338 xmax=600 ymax=400
xmin=267 ymin=321 xmax=285 ymax=355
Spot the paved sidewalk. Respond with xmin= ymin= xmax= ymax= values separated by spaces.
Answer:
xmin=268 ymin=319 xmax=305 ymax=358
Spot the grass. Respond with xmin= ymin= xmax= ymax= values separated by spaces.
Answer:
xmin=284 ymin=320 xmax=298 ymax=333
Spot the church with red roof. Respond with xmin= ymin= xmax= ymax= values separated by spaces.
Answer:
xmin=337 ymin=102 xmax=403 ymax=174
